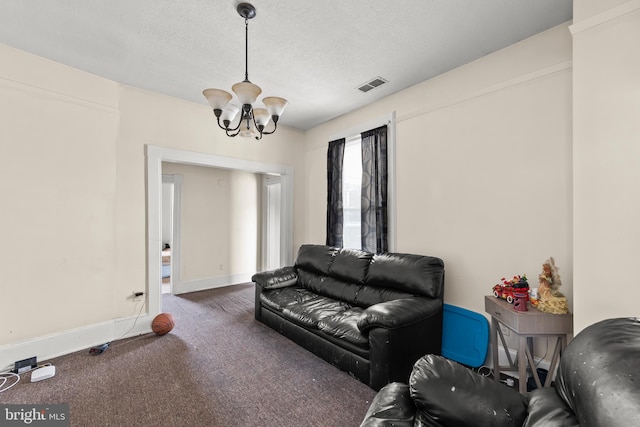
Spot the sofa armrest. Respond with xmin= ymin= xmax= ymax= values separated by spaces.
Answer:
xmin=357 ymin=297 xmax=441 ymax=332
xmin=251 ymin=266 xmax=297 ymax=289
xmin=411 ymin=355 xmax=528 ymax=427
xmin=359 ymin=382 xmax=416 ymax=427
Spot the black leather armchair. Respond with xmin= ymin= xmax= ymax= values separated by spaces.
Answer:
xmin=360 ymin=317 xmax=640 ymax=426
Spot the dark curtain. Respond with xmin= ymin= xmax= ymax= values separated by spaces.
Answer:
xmin=326 ymin=138 xmax=345 ymax=247
xmin=361 ymin=125 xmax=388 ymax=253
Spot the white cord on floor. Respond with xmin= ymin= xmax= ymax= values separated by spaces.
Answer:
xmin=0 ymin=372 xmax=20 ymax=393
xmin=116 ymin=299 xmax=147 ymax=341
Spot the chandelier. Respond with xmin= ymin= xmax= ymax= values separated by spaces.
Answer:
xmin=202 ymin=3 xmax=288 ymax=140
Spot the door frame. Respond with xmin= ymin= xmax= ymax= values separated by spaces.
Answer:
xmin=146 ymin=145 xmax=294 ymax=317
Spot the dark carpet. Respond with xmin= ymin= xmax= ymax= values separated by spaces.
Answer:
xmin=0 ymin=283 xmax=376 ymax=426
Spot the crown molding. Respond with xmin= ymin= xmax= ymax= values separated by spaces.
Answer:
xmin=570 ymin=0 xmax=640 ymax=35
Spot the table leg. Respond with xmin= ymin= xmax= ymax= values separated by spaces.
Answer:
xmin=491 ymin=317 xmax=500 ymax=383
xmin=525 ymin=345 xmax=542 ymax=389
xmin=546 ymin=336 xmax=563 ymax=387
xmin=518 ymin=334 xmax=528 ymax=393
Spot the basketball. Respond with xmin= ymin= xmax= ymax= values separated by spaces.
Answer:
xmin=152 ymin=312 xmax=175 ymax=336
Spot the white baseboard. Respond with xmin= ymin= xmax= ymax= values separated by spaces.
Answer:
xmin=0 ymin=313 xmax=151 ymax=371
xmin=173 ymin=273 xmax=253 ymax=295
xmin=0 ymin=277 xmax=255 ymax=371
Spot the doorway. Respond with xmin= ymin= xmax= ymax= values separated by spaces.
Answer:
xmin=161 ymin=174 xmax=182 ymax=295
xmin=161 ymin=179 xmax=173 ymax=294
xmin=264 ymin=176 xmax=281 ymax=270
xmin=146 ymin=145 xmax=294 ymax=317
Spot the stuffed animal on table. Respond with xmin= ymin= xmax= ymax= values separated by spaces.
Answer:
xmin=536 ymin=257 xmax=569 ymax=314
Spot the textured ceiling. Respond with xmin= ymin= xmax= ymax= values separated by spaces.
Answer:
xmin=0 ymin=1 xmax=572 ymax=131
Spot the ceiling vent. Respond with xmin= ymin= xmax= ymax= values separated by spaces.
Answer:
xmin=357 ymin=77 xmax=388 ymax=93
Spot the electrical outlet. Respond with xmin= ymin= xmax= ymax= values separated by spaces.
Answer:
xmin=219 ymin=264 xmax=224 ymax=270
xmin=14 ymin=356 xmax=37 ymax=374
xmin=500 ymin=324 xmax=510 ymax=337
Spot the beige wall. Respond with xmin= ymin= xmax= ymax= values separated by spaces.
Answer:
xmin=574 ymin=0 xmax=631 ymax=20
xmin=228 ymin=170 xmax=261 ymax=274
xmin=0 ymin=43 xmax=304 ymax=358
xmin=304 ymin=23 xmax=573 ymax=317
xmin=161 ymin=163 xmax=261 ymax=286
xmin=572 ymin=1 xmax=640 ymax=332
xmin=1 ymin=46 xmax=120 ymax=344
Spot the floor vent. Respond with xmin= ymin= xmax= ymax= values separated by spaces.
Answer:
xmin=357 ymin=76 xmax=388 ymax=93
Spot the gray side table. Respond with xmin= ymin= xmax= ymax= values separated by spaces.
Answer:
xmin=485 ymin=295 xmax=573 ymax=393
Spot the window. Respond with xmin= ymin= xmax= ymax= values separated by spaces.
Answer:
xmin=326 ymin=113 xmax=396 ymax=253
xmin=342 ymin=136 xmax=362 ymax=249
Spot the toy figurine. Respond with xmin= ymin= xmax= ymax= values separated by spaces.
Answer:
xmin=492 ymin=275 xmax=529 ymax=305
xmin=536 ymin=257 xmax=569 ymax=314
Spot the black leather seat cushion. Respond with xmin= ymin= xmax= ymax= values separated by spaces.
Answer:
xmin=318 ymin=307 xmax=368 ymax=347
xmin=282 ymin=296 xmax=351 ymax=329
xmin=260 ymin=287 xmax=318 ymax=312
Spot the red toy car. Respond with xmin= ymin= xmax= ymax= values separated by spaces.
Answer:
xmin=493 ymin=275 xmax=530 ymax=304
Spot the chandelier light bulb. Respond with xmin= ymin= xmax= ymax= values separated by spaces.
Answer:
xmin=202 ymin=89 xmax=232 ymax=110
xmin=238 ymin=119 xmax=258 ymax=138
xmin=253 ymin=108 xmax=271 ymax=128
xmin=220 ymin=104 xmax=241 ymax=124
xmin=232 ymin=81 xmax=262 ymax=106
xmin=263 ymin=97 xmax=288 ymax=121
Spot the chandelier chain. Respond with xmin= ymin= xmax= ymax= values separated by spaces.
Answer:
xmin=244 ymin=18 xmax=249 ymax=82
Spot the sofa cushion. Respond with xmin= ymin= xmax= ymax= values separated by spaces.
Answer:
xmin=298 ymin=269 xmax=415 ymax=308
xmin=353 ymin=285 xmax=416 ymax=307
xmin=523 ymin=388 xmax=579 ymax=427
xmin=318 ymin=307 xmax=368 ymax=347
xmin=295 ymin=244 xmax=338 ymax=275
xmin=367 ymin=253 xmax=444 ymax=299
xmin=282 ymin=296 xmax=351 ymax=329
xmin=260 ymin=287 xmax=318 ymax=312
xmin=297 ymin=269 xmax=361 ymax=303
xmin=329 ymin=248 xmax=373 ymax=284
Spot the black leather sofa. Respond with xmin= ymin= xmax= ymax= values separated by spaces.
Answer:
xmin=360 ymin=317 xmax=640 ymax=426
xmin=251 ymin=244 xmax=445 ymax=390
